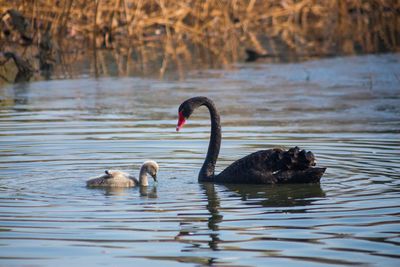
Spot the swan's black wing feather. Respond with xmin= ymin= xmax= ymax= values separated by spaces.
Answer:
xmin=214 ymin=147 xmax=325 ymax=184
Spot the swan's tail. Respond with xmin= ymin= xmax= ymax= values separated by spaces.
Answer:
xmin=270 ymin=146 xmax=326 ymax=183
xmin=276 ymin=167 xmax=326 ymax=184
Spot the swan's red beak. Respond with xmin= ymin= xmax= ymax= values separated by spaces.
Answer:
xmin=176 ymin=111 xmax=186 ymax=131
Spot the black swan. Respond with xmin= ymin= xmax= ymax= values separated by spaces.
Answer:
xmin=86 ymin=161 xmax=159 ymax=187
xmin=176 ymin=96 xmax=326 ymax=184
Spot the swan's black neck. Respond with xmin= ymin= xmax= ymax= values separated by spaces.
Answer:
xmin=198 ymin=98 xmax=221 ymax=182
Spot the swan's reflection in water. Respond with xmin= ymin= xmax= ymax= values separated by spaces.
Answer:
xmin=88 ymin=185 xmax=158 ymax=198
xmin=139 ymin=185 xmax=157 ymax=198
xmin=223 ymin=183 xmax=325 ymax=208
xmin=176 ymin=182 xmax=325 ymax=253
xmin=203 ymin=183 xmax=223 ymax=251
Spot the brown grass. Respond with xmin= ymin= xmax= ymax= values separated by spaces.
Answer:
xmin=0 ymin=0 xmax=399 ymax=82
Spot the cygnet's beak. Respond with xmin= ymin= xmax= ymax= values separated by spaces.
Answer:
xmin=152 ymin=173 xmax=158 ymax=182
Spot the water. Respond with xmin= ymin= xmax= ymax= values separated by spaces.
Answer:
xmin=0 ymin=54 xmax=400 ymax=266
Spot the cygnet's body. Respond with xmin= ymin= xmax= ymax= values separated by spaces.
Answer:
xmin=86 ymin=161 xmax=159 ymax=188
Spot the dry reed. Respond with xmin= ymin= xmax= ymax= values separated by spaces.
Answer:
xmin=0 ymin=0 xmax=399 ymax=82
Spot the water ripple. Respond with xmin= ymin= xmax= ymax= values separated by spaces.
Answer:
xmin=1 ymin=54 xmax=400 ymax=266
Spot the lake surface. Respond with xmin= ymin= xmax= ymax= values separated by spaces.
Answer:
xmin=0 ymin=54 xmax=399 ymax=266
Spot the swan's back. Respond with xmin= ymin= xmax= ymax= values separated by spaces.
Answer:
xmin=86 ymin=170 xmax=138 ymax=188
xmin=212 ymin=147 xmax=325 ymax=184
